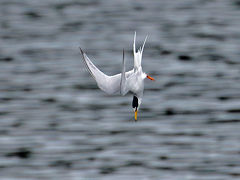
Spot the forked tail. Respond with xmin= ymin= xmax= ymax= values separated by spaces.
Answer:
xmin=133 ymin=32 xmax=148 ymax=70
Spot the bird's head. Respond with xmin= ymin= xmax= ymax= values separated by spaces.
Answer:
xmin=132 ymin=73 xmax=154 ymax=121
xmin=132 ymin=95 xmax=143 ymax=121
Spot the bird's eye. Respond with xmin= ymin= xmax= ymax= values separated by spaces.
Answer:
xmin=132 ymin=96 xmax=138 ymax=109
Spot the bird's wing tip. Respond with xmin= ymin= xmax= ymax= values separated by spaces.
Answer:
xmin=79 ymin=47 xmax=84 ymax=55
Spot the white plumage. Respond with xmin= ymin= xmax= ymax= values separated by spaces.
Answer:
xmin=80 ymin=32 xmax=154 ymax=120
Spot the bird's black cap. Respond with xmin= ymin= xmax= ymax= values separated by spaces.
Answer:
xmin=132 ymin=96 xmax=138 ymax=110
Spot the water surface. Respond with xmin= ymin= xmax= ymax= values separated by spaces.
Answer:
xmin=1 ymin=0 xmax=240 ymax=179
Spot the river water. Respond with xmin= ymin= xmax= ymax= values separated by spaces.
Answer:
xmin=1 ymin=0 xmax=240 ymax=179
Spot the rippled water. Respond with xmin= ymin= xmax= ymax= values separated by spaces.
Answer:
xmin=1 ymin=0 xmax=240 ymax=179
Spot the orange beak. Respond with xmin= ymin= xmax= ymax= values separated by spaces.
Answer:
xmin=134 ymin=110 xmax=138 ymax=121
xmin=147 ymin=75 xmax=155 ymax=81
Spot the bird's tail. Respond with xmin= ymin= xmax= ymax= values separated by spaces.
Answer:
xmin=133 ymin=32 xmax=148 ymax=70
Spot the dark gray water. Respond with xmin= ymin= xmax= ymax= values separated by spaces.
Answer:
xmin=1 ymin=0 xmax=240 ymax=179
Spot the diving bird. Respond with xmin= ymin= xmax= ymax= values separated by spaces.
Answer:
xmin=79 ymin=32 xmax=154 ymax=121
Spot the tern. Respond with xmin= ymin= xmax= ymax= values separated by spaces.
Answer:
xmin=79 ymin=32 xmax=154 ymax=121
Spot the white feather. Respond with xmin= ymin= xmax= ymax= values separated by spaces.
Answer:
xmin=133 ymin=32 xmax=148 ymax=71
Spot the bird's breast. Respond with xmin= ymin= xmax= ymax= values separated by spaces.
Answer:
xmin=129 ymin=76 xmax=144 ymax=94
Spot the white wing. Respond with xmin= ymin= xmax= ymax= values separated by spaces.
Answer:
xmin=80 ymin=48 xmax=133 ymax=95
xmin=120 ymin=49 xmax=128 ymax=95
xmin=133 ymin=32 xmax=148 ymax=71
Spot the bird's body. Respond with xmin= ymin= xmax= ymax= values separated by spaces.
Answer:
xmin=80 ymin=32 xmax=154 ymax=120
